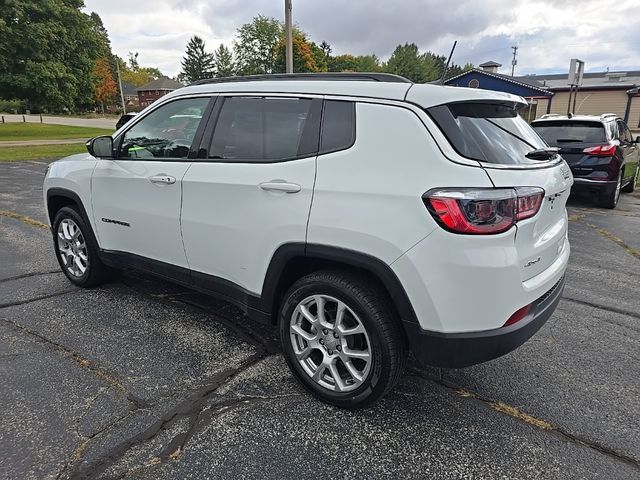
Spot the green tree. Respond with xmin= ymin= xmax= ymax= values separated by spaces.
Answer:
xmin=309 ymin=42 xmax=328 ymax=72
xmin=180 ymin=35 xmax=215 ymax=83
xmin=233 ymin=15 xmax=282 ymax=75
xmin=213 ymin=44 xmax=235 ymax=77
xmin=0 ymin=0 xmax=105 ymax=112
xmin=116 ymin=54 xmax=164 ymax=87
xmin=383 ymin=43 xmax=437 ymax=83
xmin=328 ymin=54 xmax=381 ymax=72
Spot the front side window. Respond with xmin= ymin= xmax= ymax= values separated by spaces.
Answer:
xmin=617 ymin=120 xmax=632 ymax=142
xmin=120 ymin=97 xmax=210 ymax=159
xmin=428 ymin=102 xmax=549 ymax=165
xmin=209 ymin=97 xmax=320 ymax=162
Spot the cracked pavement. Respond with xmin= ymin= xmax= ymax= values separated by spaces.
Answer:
xmin=0 ymin=160 xmax=639 ymax=479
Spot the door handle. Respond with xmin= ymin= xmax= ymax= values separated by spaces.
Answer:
xmin=259 ymin=181 xmax=301 ymax=193
xmin=149 ymin=174 xmax=176 ymax=185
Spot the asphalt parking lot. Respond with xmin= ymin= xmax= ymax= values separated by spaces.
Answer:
xmin=1 ymin=160 xmax=639 ymax=480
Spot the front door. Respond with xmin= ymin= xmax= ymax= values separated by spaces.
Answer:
xmin=91 ymin=96 xmax=212 ymax=271
xmin=617 ymin=120 xmax=639 ymax=183
xmin=181 ymin=95 xmax=322 ymax=296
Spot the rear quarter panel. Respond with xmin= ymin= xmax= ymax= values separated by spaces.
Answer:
xmin=307 ymin=101 xmax=494 ymax=264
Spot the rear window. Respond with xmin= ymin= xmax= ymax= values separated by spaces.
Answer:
xmin=427 ymin=103 xmax=548 ymax=165
xmin=209 ymin=97 xmax=320 ymax=162
xmin=532 ymin=121 xmax=607 ymax=146
xmin=320 ymin=100 xmax=355 ymax=154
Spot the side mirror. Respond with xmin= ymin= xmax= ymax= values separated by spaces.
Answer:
xmin=636 ymin=136 xmax=640 ymax=144
xmin=86 ymin=135 xmax=113 ymax=158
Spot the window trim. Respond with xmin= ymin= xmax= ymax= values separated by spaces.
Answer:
xmin=198 ymin=95 xmax=323 ymax=164
xmin=113 ymin=95 xmax=216 ymax=162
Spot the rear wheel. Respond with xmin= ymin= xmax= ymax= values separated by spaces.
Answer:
xmin=52 ymin=206 xmax=118 ymax=287
xmin=598 ymin=170 xmax=623 ymax=209
xmin=621 ymin=164 xmax=638 ymax=193
xmin=279 ymin=270 xmax=407 ymax=409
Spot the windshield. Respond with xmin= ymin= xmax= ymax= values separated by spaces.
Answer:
xmin=532 ymin=121 xmax=607 ymax=146
xmin=427 ymin=103 xmax=549 ymax=165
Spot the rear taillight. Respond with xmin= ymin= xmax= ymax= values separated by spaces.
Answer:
xmin=583 ymin=144 xmax=616 ymax=157
xmin=424 ymin=187 xmax=544 ymax=235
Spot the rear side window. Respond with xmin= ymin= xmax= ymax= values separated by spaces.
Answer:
xmin=209 ymin=97 xmax=321 ymax=162
xmin=320 ymin=100 xmax=355 ymax=154
xmin=427 ymin=103 xmax=548 ymax=165
xmin=532 ymin=121 xmax=607 ymax=146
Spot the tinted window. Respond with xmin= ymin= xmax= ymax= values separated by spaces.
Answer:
xmin=428 ymin=103 xmax=548 ymax=165
xmin=120 ymin=97 xmax=209 ymax=159
xmin=532 ymin=121 xmax=607 ymax=145
xmin=209 ymin=97 xmax=319 ymax=162
xmin=320 ymin=100 xmax=355 ymax=153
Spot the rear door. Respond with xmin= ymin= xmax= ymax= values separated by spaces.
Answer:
xmin=180 ymin=95 xmax=321 ymax=296
xmin=427 ymin=102 xmax=572 ymax=282
xmin=92 ymin=96 xmax=212 ymax=273
xmin=617 ymin=119 xmax=639 ymax=182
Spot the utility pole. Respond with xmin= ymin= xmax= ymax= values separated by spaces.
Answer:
xmin=116 ymin=60 xmax=126 ymax=115
xmin=511 ymin=45 xmax=518 ymax=76
xmin=285 ymin=0 xmax=293 ymax=73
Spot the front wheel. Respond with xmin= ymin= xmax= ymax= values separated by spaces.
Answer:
xmin=52 ymin=206 xmax=118 ymax=287
xmin=279 ymin=270 xmax=407 ymax=409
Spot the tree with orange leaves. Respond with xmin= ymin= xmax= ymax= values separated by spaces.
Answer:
xmin=93 ymin=58 xmax=117 ymax=113
xmin=274 ymin=31 xmax=318 ymax=73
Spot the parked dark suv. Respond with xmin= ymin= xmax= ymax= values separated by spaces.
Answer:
xmin=532 ymin=114 xmax=640 ymax=208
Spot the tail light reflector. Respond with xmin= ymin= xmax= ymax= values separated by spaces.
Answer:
xmin=583 ymin=144 xmax=616 ymax=157
xmin=425 ymin=187 xmax=544 ymax=235
xmin=516 ymin=187 xmax=544 ymax=221
xmin=504 ymin=304 xmax=532 ymax=327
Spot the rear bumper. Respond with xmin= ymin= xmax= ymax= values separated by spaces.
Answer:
xmin=571 ymin=178 xmax=616 ymax=194
xmin=404 ymin=275 xmax=565 ymax=368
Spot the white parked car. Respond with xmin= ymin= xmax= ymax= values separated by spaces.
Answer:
xmin=44 ymin=73 xmax=572 ymax=408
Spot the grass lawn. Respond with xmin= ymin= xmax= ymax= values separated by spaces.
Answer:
xmin=0 ymin=143 xmax=87 ymax=162
xmin=0 ymin=123 xmax=112 ymax=141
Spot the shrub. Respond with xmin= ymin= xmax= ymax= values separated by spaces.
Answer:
xmin=0 ymin=99 xmax=25 ymax=113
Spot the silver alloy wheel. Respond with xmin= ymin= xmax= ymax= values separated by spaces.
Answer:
xmin=289 ymin=294 xmax=372 ymax=392
xmin=57 ymin=218 xmax=88 ymax=277
xmin=615 ymin=171 xmax=622 ymax=202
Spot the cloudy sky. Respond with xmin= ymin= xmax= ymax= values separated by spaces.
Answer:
xmin=84 ymin=0 xmax=640 ymax=78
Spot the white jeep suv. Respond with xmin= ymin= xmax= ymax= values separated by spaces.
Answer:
xmin=44 ymin=73 xmax=571 ymax=408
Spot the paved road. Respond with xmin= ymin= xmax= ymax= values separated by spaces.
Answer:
xmin=1 ymin=161 xmax=639 ymax=479
xmin=1 ymin=114 xmax=116 ymax=129
xmin=0 ymin=138 xmax=88 ymax=147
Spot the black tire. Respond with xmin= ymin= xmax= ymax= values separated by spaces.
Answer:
xmin=598 ymin=170 xmax=622 ymax=209
xmin=621 ymin=165 xmax=638 ymax=193
xmin=52 ymin=206 xmax=118 ymax=287
xmin=279 ymin=269 xmax=407 ymax=409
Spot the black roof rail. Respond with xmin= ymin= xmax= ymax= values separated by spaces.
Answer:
xmin=189 ymin=72 xmax=412 ymax=86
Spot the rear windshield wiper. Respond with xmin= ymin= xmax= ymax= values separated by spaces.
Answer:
xmin=525 ymin=147 xmax=560 ymax=160
xmin=555 ymin=138 xmax=583 ymax=143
